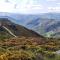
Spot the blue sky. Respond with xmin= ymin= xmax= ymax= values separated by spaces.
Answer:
xmin=0 ymin=0 xmax=60 ymax=14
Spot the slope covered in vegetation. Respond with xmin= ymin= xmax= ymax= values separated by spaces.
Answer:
xmin=0 ymin=37 xmax=60 ymax=60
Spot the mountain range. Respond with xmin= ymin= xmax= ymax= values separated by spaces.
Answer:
xmin=0 ymin=12 xmax=60 ymax=38
xmin=0 ymin=18 xmax=42 ymax=39
xmin=26 ymin=13 xmax=60 ymax=38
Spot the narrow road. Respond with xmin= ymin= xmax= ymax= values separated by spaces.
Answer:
xmin=3 ymin=26 xmax=17 ymax=37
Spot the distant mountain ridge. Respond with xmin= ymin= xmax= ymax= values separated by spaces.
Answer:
xmin=0 ymin=12 xmax=60 ymax=38
xmin=26 ymin=13 xmax=60 ymax=38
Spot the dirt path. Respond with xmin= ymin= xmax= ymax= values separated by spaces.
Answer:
xmin=3 ymin=26 xmax=17 ymax=37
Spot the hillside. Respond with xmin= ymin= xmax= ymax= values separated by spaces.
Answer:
xmin=0 ymin=36 xmax=59 ymax=60
xmin=0 ymin=18 xmax=42 ymax=39
xmin=0 ymin=13 xmax=60 ymax=60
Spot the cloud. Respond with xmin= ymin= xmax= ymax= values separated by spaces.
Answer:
xmin=46 ymin=0 xmax=57 ymax=2
xmin=16 ymin=3 xmax=44 ymax=14
xmin=56 ymin=3 xmax=60 ymax=5
xmin=48 ymin=7 xmax=60 ymax=12
xmin=0 ymin=2 xmax=14 ymax=12
xmin=14 ymin=0 xmax=44 ymax=14
xmin=0 ymin=0 xmax=59 ymax=13
xmin=0 ymin=0 xmax=43 ymax=13
xmin=0 ymin=0 xmax=5 ymax=2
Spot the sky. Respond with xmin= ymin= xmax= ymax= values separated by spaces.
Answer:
xmin=0 ymin=0 xmax=60 ymax=14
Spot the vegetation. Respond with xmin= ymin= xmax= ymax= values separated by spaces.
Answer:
xmin=0 ymin=37 xmax=60 ymax=60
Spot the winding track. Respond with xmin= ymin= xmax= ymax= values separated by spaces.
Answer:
xmin=2 ymin=26 xmax=17 ymax=37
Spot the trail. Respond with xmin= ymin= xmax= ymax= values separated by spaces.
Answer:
xmin=3 ymin=26 xmax=17 ymax=37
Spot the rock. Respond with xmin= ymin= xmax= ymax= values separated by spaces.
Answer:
xmin=36 ymin=53 xmax=44 ymax=60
